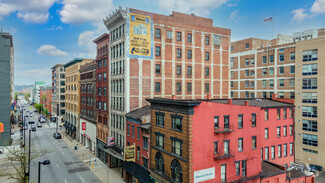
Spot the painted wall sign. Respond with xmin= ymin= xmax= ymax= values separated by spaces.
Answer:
xmin=124 ymin=144 xmax=135 ymax=162
xmin=194 ymin=167 xmax=215 ymax=183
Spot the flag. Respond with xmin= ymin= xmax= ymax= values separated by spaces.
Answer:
xmin=264 ymin=17 xmax=272 ymax=22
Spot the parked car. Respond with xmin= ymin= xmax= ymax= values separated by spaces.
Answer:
xmin=34 ymin=110 xmax=38 ymax=112
xmin=39 ymin=117 xmax=46 ymax=123
xmin=31 ymin=124 xmax=36 ymax=131
xmin=25 ymin=115 xmax=29 ymax=118
xmin=37 ymin=122 xmax=42 ymax=128
xmin=309 ymin=164 xmax=323 ymax=173
xmin=53 ymin=133 xmax=61 ymax=139
xmin=28 ymin=121 xmax=35 ymax=125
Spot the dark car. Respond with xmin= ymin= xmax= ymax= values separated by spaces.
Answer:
xmin=28 ymin=121 xmax=35 ymax=124
xmin=34 ymin=110 xmax=38 ymax=112
xmin=310 ymin=164 xmax=323 ymax=173
xmin=31 ymin=124 xmax=36 ymax=131
xmin=53 ymin=133 xmax=61 ymax=139
xmin=37 ymin=122 xmax=42 ymax=127
xmin=25 ymin=115 xmax=29 ymax=118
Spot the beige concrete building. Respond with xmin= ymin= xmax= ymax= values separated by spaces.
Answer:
xmin=64 ymin=58 xmax=92 ymax=141
xmin=51 ymin=64 xmax=66 ymax=123
xmin=295 ymin=36 xmax=325 ymax=167
xmin=230 ymin=38 xmax=295 ymax=99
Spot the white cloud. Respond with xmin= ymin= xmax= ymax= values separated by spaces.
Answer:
xmin=59 ymin=0 xmax=116 ymax=24
xmin=156 ymin=0 xmax=229 ymax=16
xmin=0 ymin=0 xmax=57 ymax=23
xmin=229 ymin=10 xmax=239 ymax=20
xmin=16 ymin=68 xmax=51 ymax=83
xmin=78 ymin=31 xmax=97 ymax=58
xmin=227 ymin=3 xmax=238 ymax=7
xmin=37 ymin=45 xmax=68 ymax=56
xmin=291 ymin=8 xmax=308 ymax=23
xmin=311 ymin=0 xmax=325 ymax=14
xmin=47 ymin=25 xmax=63 ymax=31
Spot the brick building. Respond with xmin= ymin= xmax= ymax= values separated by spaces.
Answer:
xmin=79 ymin=61 xmax=97 ymax=154
xmin=146 ymin=98 xmax=311 ymax=183
xmin=124 ymin=105 xmax=151 ymax=183
xmin=93 ymin=33 xmax=110 ymax=164
xmin=230 ymin=38 xmax=295 ymax=99
xmin=103 ymin=7 xmax=231 ymax=169
xmin=39 ymin=86 xmax=53 ymax=117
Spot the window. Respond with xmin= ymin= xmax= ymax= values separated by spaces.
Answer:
xmin=302 ymin=106 xmax=317 ymax=118
xmin=187 ymin=50 xmax=192 ymax=59
xmin=289 ymin=108 xmax=293 ymax=119
xmin=98 ymin=73 xmax=102 ymax=81
xmin=269 ymin=79 xmax=274 ymax=87
xmin=242 ymin=160 xmax=247 ymax=178
xmin=187 ymin=83 xmax=192 ymax=92
xmin=224 ymin=140 xmax=229 ymax=155
xmin=279 ymin=79 xmax=284 ymax=87
xmin=155 ymin=46 xmax=161 ymax=56
xmin=214 ymin=141 xmax=218 ymax=154
xmin=271 ymin=146 xmax=275 ymax=159
xmin=238 ymin=138 xmax=243 ymax=152
xmin=176 ymin=82 xmax=181 ymax=92
xmin=279 ymin=66 xmax=284 ymax=74
xmin=176 ymin=32 xmax=181 ymax=41
xmin=230 ymin=81 xmax=233 ymax=88
xmin=177 ymin=49 xmax=182 ymax=58
xmin=155 ymin=82 xmax=161 ymax=92
xmin=231 ymin=71 xmax=234 ymax=78
xmin=265 ymin=109 xmax=269 ymax=121
xmin=303 ymin=148 xmax=318 ymax=154
xmin=283 ymin=126 xmax=287 ymax=136
xmin=155 ymin=152 xmax=164 ymax=173
xmin=262 ymin=68 xmax=267 ymax=75
xmin=187 ymin=66 xmax=192 ymax=75
xmin=224 ymin=116 xmax=229 ymax=129
xmin=279 ymin=54 xmax=284 ymax=62
xmin=213 ymin=35 xmax=221 ymax=46
xmin=176 ymin=65 xmax=182 ymax=75
xmin=187 ymin=33 xmax=192 ymax=43
xmin=132 ymin=125 xmax=135 ymax=138
xmin=290 ymin=143 xmax=294 ymax=155
xmin=265 ymin=128 xmax=269 ymax=139
xmin=262 ymin=56 xmax=266 ymax=64
xmin=252 ymin=136 xmax=256 ymax=149
xmin=303 ymin=49 xmax=317 ymax=62
xmin=172 ymin=115 xmax=182 ymax=131
xmin=277 ymin=126 xmax=281 ymax=137
xmin=143 ymin=157 xmax=148 ymax=169
xmin=269 ymin=55 xmax=274 ymax=63
xmin=171 ymin=139 xmax=182 ymax=156
xmin=245 ymin=80 xmax=249 ymax=88
xmin=283 ymin=108 xmax=287 ymax=119
xmin=250 ymin=70 xmax=255 ymax=76
xmin=284 ymin=144 xmax=287 ymax=157
xmin=205 ymin=83 xmax=209 ymax=92
xmin=302 ymin=120 xmax=317 ymax=132
xmin=205 ymin=67 xmax=209 ymax=76
xmin=230 ymin=60 xmax=234 ymax=68
xmin=302 ymin=78 xmax=317 ymax=89
xmin=245 ymin=43 xmax=249 ymax=48
xmin=245 ymin=70 xmax=249 ymax=77
xmin=263 ymin=92 xmax=267 ymax=98
xmin=155 ymin=64 xmax=161 ymax=74
xmin=214 ymin=116 xmax=219 ymax=129
xmin=205 ymin=52 xmax=210 ymax=61
xmin=289 ymin=79 xmax=295 ymax=87
xmin=290 ymin=65 xmax=295 ymax=74
xmin=302 ymin=64 xmax=317 ymax=75
xmin=250 ymin=58 xmax=255 ymax=65
xmin=290 ymin=125 xmax=293 ymax=136
xmin=137 ymin=146 xmax=140 ymax=161
xmin=156 ymin=112 xmax=164 ymax=126
xmin=265 ymin=147 xmax=269 ymax=160
xmin=238 ymin=115 xmax=243 ymax=129
xmin=205 ymin=36 xmax=210 ymax=45
xmin=245 ymin=91 xmax=249 ymax=98
xmin=250 ymin=82 xmax=255 ymax=88
xmin=303 ymin=133 xmax=318 ymax=146
xmin=98 ymin=87 xmax=102 ymax=96
xmin=278 ymin=145 xmax=282 ymax=158
xmin=167 ymin=31 xmax=172 ymax=39
xmin=235 ymin=161 xmax=240 ymax=176
xmin=290 ymin=52 xmax=295 ymax=61
xmin=277 ymin=109 xmax=281 ymax=120
xmin=262 ymin=80 xmax=267 ymax=88
xmin=268 ymin=67 xmax=274 ymax=75
xmin=156 ymin=133 xmax=164 ymax=149
xmin=221 ymin=164 xmax=226 ymax=182
xmin=171 ymin=160 xmax=182 ymax=182
xmin=98 ymin=60 xmax=102 ymax=68
xmin=302 ymin=93 xmax=317 ymax=103
xmin=155 ymin=28 xmax=161 ymax=38
xmin=143 ymin=137 xmax=148 ymax=149
xmin=245 ymin=59 xmax=249 ymax=66
xmin=279 ymin=48 xmax=284 ymax=53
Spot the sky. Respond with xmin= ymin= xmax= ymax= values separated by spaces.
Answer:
xmin=0 ymin=0 xmax=324 ymax=85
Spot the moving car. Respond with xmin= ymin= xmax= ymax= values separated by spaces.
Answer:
xmin=37 ymin=122 xmax=42 ymax=127
xmin=28 ymin=121 xmax=35 ymax=124
xmin=34 ymin=110 xmax=38 ymax=112
xmin=25 ymin=115 xmax=29 ymax=118
xmin=53 ymin=133 xmax=61 ymax=139
xmin=310 ymin=164 xmax=324 ymax=173
xmin=39 ymin=117 xmax=46 ymax=123
xmin=31 ymin=124 xmax=37 ymax=131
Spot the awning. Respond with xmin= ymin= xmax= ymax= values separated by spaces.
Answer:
xmin=105 ymin=146 xmax=124 ymax=160
xmin=123 ymin=161 xmax=149 ymax=183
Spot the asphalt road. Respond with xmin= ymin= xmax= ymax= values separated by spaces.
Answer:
xmin=22 ymin=106 xmax=101 ymax=183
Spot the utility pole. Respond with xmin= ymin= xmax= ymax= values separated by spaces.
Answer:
xmin=28 ymin=129 xmax=31 ymax=179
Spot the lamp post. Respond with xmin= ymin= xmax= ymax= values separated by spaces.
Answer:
xmin=28 ymin=129 xmax=31 ymax=178
xmin=38 ymin=160 xmax=50 ymax=183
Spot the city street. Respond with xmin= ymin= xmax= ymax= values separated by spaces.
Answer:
xmin=24 ymin=109 xmax=101 ymax=183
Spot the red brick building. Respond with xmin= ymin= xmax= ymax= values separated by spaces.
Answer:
xmin=147 ymin=98 xmax=313 ymax=183
xmin=40 ymin=86 xmax=53 ymax=116
xmin=124 ymin=105 xmax=151 ymax=183
xmin=93 ymin=33 xmax=110 ymax=164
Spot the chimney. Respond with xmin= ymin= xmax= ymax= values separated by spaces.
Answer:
xmin=172 ymin=95 xmax=176 ymax=100
xmin=228 ymin=99 xmax=232 ymax=104
xmin=207 ymin=94 xmax=211 ymax=100
xmin=244 ymin=100 xmax=249 ymax=106
xmin=272 ymin=93 xmax=277 ymax=100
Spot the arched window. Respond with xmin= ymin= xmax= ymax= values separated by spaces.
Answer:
xmin=171 ymin=159 xmax=182 ymax=183
xmin=155 ymin=152 xmax=164 ymax=174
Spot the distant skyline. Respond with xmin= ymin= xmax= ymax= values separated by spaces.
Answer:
xmin=0 ymin=0 xmax=324 ymax=85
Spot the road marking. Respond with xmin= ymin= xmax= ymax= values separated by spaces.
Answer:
xmin=64 ymin=180 xmax=67 ymax=183
xmin=80 ymin=177 xmax=85 ymax=182
xmin=42 ymin=167 xmax=44 ymax=171
xmin=51 ymin=153 xmax=53 ymax=157
xmin=56 ymin=164 xmax=59 ymax=168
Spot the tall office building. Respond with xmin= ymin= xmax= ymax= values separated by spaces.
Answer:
xmin=0 ymin=31 xmax=14 ymax=146
xmin=51 ymin=64 xmax=66 ymax=123
xmin=295 ymin=36 xmax=325 ymax=167
xmin=103 ymin=7 xmax=230 ymax=169
xmin=31 ymin=81 xmax=46 ymax=104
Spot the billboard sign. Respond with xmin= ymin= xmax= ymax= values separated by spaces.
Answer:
xmin=194 ymin=167 xmax=215 ymax=183
xmin=107 ymin=137 xmax=115 ymax=146
xmin=124 ymin=144 xmax=135 ymax=162
xmin=128 ymin=10 xmax=153 ymax=59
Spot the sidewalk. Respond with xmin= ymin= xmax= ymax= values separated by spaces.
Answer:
xmin=61 ymin=131 xmax=125 ymax=183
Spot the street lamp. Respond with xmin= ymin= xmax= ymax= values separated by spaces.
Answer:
xmin=28 ymin=129 xmax=31 ymax=178
xmin=38 ymin=160 xmax=50 ymax=183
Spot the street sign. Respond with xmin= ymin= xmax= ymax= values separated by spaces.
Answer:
xmin=82 ymin=122 xmax=86 ymax=130
xmin=0 ymin=123 xmax=4 ymax=133
xmin=107 ymin=137 xmax=114 ymax=146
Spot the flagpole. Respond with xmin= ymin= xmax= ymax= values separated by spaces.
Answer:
xmin=272 ymin=16 xmax=274 ymax=40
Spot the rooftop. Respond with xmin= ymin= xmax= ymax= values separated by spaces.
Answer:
xmin=64 ymin=58 xmax=85 ymax=68
xmin=126 ymin=105 xmax=151 ymax=120
xmin=261 ymin=161 xmax=285 ymax=178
